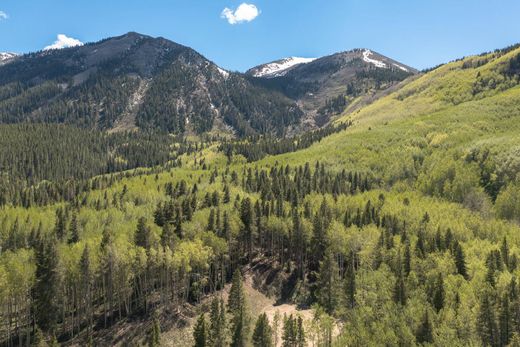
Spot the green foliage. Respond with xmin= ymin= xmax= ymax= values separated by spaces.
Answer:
xmin=193 ymin=314 xmax=207 ymax=347
xmin=252 ymin=313 xmax=273 ymax=347
xmin=228 ymin=270 xmax=250 ymax=347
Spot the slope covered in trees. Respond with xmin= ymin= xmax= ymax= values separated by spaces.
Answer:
xmin=0 ymin=32 xmax=303 ymax=137
xmin=0 ymin=44 xmax=520 ymax=347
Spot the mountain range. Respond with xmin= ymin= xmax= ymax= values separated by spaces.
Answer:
xmin=0 ymin=32 xmax=415 ymax=136
xmin=2 ymin=28 xmax=520 ymax=347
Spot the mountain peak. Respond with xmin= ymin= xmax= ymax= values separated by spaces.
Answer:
xmin=247 ymin=56 xmax=317 ymax=78
xmin=0 ymin=52 xmax=18 ymax=65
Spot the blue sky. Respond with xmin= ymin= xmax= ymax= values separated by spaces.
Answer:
xmin=1 ymin=0 xmax=519 ymax=72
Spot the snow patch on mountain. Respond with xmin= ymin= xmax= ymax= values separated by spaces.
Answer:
xmin=362 ymin=49 xmax=387 ymax=68
xmin=217 ymin=67 xmax=229 ymax=79
xmin=0 ymin=52 xmax=18 ymax=64
xmin=393 ymin=63 xmax=409 ymax=72
xmin=252 ymin=57 xmax=316 ymax=78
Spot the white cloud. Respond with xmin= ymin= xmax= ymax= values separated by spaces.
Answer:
xmin=44 ymin=34 xmax=84 ymax=51
xmin=221 ymin=3 xmax=260 ymax=25
xmin=0 ymin=11 xmax=8 ymax=20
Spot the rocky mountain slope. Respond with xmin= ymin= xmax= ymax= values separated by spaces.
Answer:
xmin=0 ymin=33 xmax=417 ymax=136
xmin=248 ymin=49 xmax=417 ymax=127
xmin=0 ymin=32 xmax=301 ymax=136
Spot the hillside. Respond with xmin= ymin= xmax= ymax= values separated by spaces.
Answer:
xmin=1 ymin=43 xmax=520 ymax=347
xmin=0 ymin=32 xmax=301 ymax=136
xmin=248 ymin=49 xmax=416 ymax=128
xmin=0 ymin=34 xmax=417 ymax=137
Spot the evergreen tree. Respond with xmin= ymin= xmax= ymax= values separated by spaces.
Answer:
xmin=344 ymin=253 xmax=356 ymax=309
xmin=252 ymin=313 xmax=273 ymax=347
xmin=33 ymin=326 xmax=49 ymax=347
xmin=478 ymin=292 xmax=498 ymax=347
xmin=228 ymin=270 xmax=249 ymax=347
xmin=454 ymin=242 xmax=468 ymax=279
xmin=68 ymin=212 xmax=79 ymax=244
xmin=296 ymin=316 xmax=306 ymax=347
xmin=240 ymin=197 xmax=254 ymax=260
xmin=499 ymin=293 xmax=512 ymax=347
xmin=282 ymin=315 xmax=297 ymax=347
xmin=148 ymin=317 xmax=161 ymax=347
xmin=403 ymin=243 xmax=412 ymax=276
xmin=135 ymin=217 xmax=151 ymax=250
xmin=223 ymin=211 xmax=231 ymax=240
xmin=54 ymin=208 xmax=66 ymax=241
xmin=207 ymin=208 xmax=215 ymax=231
xmin=209 ymin=298 xmax=226 ymax=347
xmin=33 ymin=237 xmax=60 ymax=333
xmin=393 ymin=272 xmax=407 ymax=306
xmin=193 ymin=314 xmax=207 ymax=347
xmin=316 ymin=249 xmax=340 ymax=315
xmin=432 ymin=273 xmax=445 ymax=312
xmin=502 ymin=237 xmax=510 ymax=270
xmin=309 ymin=207 xmax=330 ymax=280
xmin=223 ymin=184 xmax=231 ymax=204
xmin=416 ymin=311 xmax=433 ymax=344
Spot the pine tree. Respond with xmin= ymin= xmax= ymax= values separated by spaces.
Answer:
xmin=296 ymin=316 xmax=306 ymax=347
xmin=80 ymin=245 xmax=93 ymax=339
xmin=207 ymin=208 xmax=215 ymax=231
xmin=239 ymin=197 xmax=253 ymax=260
xmin=282 ymin=315 xmax=297 ymax=347
xmin=393 ymin=271 xmax=407 ymax=306
xmin=252 ymin=313 xmax=273 ymax=347
xmin=502 ymin=237 xmax=510 ymax=271
xmin=344 ymin=252 xmax=356 ymax=309
xmin=223 ymin=184 xmax=231 ymax=204
xmin=273 ymin=310 xmax=281 ymax=347
xmin=478 ymin=292 xmax=498 ymax=347
xmin=416 ymin=311 xmax=433 ymax=344
xmin=33 ymin=326 xmax=49 ymax=347
xmin=403 ymin=243 xmax=411 ymax=276
xmin=316 ymin=249 xmax=340 ymax=315
xmin=499 ymin=293 xmax=512 ymax=347
xmin=135 ymin=217 xmax=151 ymax=249
xmin=54 ymin=208 xmax=66 ymax=241
xmin=223 ymin=211 xmax=231 ymax=240
xmin=454 ymin=242 xmax=468 ymax=279
xmin=193 ymin=314 xmax=207 ymax=347
xmin=68 ymin=212 xmax=79 ymax=244
xmin=148 ymin=317 xmax=161 ymax=347
xmin=209 ymin=298 xmax=226 ymax=347
xmin=33 ymin=237 xmax=60 ymax=333
xmin=228 ymin=270 xmax=249 ymax=347
xmin=432 ymin=273 xmax=445 ymax=312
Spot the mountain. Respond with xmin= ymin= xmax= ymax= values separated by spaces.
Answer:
xmin=0 ymin=33 xmax=418 ymax=136
xmin=0 ymin=52 xmax=18 ymax=65
xmin=248 ymin=48 xmax=417 ymax=127
xmin=0 ymin=32 xmax=301 ymax=136
xmin=247 ymin=57 xmax=317 ymax=78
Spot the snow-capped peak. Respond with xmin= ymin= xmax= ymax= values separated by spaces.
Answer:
xmin=252 ymin=57 xmax=316 ymax=78
xmin=0 ymin=52 xmax=18 ymax=63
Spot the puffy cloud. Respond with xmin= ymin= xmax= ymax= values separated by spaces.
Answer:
xmin=44 ymin=34 xmax=84 ymax=51
xmin=221 ymin=3 xmax=260 ymax=25
xmin=0 ymin=11 xmax=8 ymax=20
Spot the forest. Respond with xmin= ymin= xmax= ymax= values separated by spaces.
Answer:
xmin=1 ymin=42 xmax=520 ymax=347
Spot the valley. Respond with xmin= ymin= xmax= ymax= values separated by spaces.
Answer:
xmin=1 ymin=31 xmax=520 ymax=347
